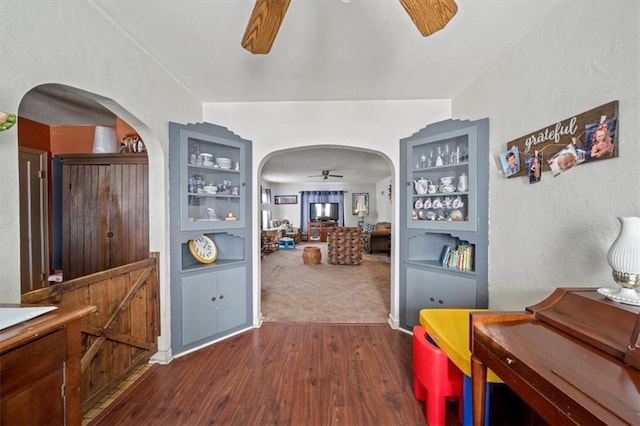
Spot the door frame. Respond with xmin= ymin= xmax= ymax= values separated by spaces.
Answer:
xmin=19 ymin=146 xmax=50 ymax=293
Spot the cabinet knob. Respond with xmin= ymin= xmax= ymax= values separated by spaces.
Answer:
xmin=106 ymin=231 xmax=114 ymax=238
xmin=219 ymin=294 xmax=224 ymax=300
xmin=438 ymin=299 xmax=444 ymax=304
xmin=211 ymin=296 xmax=216 ymax=302
xmin=430 ymin=297 xmax=435 ymax=302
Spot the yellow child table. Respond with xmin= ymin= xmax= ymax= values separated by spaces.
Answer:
xmin=419 ymin=308 xmax=502 ymax=426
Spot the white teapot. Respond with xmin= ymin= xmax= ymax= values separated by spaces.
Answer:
xmin=413 ymin=177 xmax=431 ymax=195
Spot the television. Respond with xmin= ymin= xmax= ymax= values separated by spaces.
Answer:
xmin=309 ymin=202 xmax=339 ymax=222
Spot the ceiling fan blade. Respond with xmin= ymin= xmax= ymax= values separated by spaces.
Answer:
xmin=399 ymin=0 xmax=458 ymax=37
xmin=241 ymin=0 xmax=291 ymax=54
xmin=329 ymin=174 xmax=343 ymax=178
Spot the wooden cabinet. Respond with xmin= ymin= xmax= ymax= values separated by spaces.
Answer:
xmin=169 ymin=122 xmax=253 ymax=355
xmin=307 ymin=221 xmax=337 ymax=242
xmin=61 ymin=154 xmax=149 ymax=280
xmin=0 ymin=305 xmax=96 ymax=426
xmin=399 ymin=118 xmax=489 ymax=329
xmin=404 ymin=266 xmax=475 ymax=326
xmin=181 ymin=267 xmax=247 ymax=346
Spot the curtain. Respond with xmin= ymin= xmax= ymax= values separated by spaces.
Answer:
xmin=300 ymin=191 xmax=345 ymax=233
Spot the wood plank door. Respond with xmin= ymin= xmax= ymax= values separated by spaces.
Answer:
xmin=61 ymin=154 xmax=148 ymax=280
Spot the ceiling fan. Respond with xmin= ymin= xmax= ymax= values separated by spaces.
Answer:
xmin=308 ymin=170 xmax=344 ymax=180
xmin=241 ymin=0 xmax=458 ymax=54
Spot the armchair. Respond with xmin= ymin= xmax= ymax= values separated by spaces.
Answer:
xmin=327 ymin=227 xmax=363 ymax=265
xmin=369 ymin=222 xmax=391 ymax=255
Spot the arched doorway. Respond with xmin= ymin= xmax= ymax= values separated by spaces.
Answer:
xmin=258 ymin=146 xmax=394 ymax=323
xmin=17 ymin=83 xmax=156 ymax=291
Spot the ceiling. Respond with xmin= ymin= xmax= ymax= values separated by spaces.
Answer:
xmin=19 ymin=1 xmax=558 ymax=184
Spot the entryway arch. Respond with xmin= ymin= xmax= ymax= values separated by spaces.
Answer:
xmin=257 ymin=145 xmax=396 ymax=324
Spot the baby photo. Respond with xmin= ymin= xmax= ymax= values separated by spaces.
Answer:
xmin=548 ymin=143 xmax=583 ymax=177
xmin=585 ymin=117 xmax=617 ymax=161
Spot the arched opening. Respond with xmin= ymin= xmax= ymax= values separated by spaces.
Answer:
xmin=17 ymin=83 xmax=157 ymax=291
xmin=258 ymin=146 xmax=394 ymax=323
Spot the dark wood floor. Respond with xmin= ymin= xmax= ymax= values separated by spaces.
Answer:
xmin=91 ymin=323 xmax=532 ymax=426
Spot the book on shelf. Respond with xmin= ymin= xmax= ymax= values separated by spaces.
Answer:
xmin=440 ymin=242 xmax=474 ymax=271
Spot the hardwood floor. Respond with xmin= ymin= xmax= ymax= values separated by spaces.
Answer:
xmin=90 ymin=323 xmax=428 ymax=426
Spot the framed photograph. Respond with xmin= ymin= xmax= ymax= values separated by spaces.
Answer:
xmin=500 ymin=146 xmax=520 ymax=177
xmin=274 ymin=195 xmax=297 ymax=205
xmin=352 ymin=193 xmax=369 ymax=216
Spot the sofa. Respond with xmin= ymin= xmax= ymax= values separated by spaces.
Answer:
xmin=368 ymin=222 xmax=391 ymax=255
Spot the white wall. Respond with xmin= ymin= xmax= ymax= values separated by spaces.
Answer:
xmin=375 ymin=176 xmax=393 ymax=223
xmin=453 ymin=2 xmax=640 ymax=309
xmin=263 ymin=181 xmax=381 ymax=228
xmin=204 ymin=100 xmax=451 ymax=326
xmin=0 ymin=1 xmax=202 ymax=361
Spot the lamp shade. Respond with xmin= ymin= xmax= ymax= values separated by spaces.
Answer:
xmin=607 ymin=217 xmax=640 ymax=287
xmin=92 ymin=126 xmax=118 ymax=153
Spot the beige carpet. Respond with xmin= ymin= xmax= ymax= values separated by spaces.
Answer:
xmin=260 ymin=242 xmax=390 ymax=323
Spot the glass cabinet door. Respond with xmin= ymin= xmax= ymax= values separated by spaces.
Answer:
xmin=407 ymin=126 xmax=478 ymax=232
xmin=179 ymin=132 xmax=248 ymax=231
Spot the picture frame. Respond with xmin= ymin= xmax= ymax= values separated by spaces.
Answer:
xmin=352 ymin=193 xmax=369 ymax=216
xmin=274 ymin=195 xmax=297 ymax=205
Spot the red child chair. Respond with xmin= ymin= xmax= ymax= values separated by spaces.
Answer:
xmin=413 ymin=325 xmax=463 ymax=425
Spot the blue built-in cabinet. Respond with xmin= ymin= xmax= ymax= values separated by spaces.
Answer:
xmin=169 ymin=122 xmax=252 ymax=355
xmin=399 ymin=118 xmax=489 ymax=330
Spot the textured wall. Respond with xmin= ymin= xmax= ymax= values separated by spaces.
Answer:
xmin=0 ymin=1 xmax=202 ymax=359
xmin=453 ymin=2 xmax=640 ymax=309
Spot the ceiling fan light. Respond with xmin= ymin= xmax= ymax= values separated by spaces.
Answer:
xmin=399 ymin=0 xmax=458 ymax=37
xmin=241 ymin=0 xmax=291 ymax=54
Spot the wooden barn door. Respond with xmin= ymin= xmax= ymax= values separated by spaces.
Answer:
xmin=61 ymin=153 xmax=149 ymax=280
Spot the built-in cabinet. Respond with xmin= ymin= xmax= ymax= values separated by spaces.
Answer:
xmin=169 ymin=122 xmax=252 ymax=355
xmin=60 ymin=153 xmax=149 ymax=280
xmin=399 ymin=118 xmax=489 ymax=330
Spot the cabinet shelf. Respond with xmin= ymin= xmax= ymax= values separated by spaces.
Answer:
xmin=181 ymin=258 xmax=246 ymax=273
xmin=405 ymin=259 xmax=476 ymax=276
xmin=188 ymin=164 xmax=240 ymax=174
xmin=188 ymin=193 xmax=241 ymax=199
xmin=413 ymin=161 xmax=469 ymax=172
xmin=412 ymin=191 xmax=469 ymax=198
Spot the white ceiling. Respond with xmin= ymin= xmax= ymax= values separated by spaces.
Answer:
xmin=20 ymin=1 xmax=558 ymax=184
xmin=91 ymin=0 xmax=557 ymax=103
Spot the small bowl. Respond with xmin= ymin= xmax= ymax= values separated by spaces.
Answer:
xmin=439 ymin=176 xmax=454 ymax=185
xmin=203 ymin=186 xmax=218 ymax=194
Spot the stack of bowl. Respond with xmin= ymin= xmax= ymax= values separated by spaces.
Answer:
xmin=216 ymin=157 xmax=232 ymax=169
xmin=203 ymin=185 xmax=218 ymax=194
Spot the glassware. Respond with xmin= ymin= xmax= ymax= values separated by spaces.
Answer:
xmin=435 ymin=147 xmax=444 ymax=167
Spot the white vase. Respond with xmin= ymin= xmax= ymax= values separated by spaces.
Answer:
xmin=607 ymin=217 xmax=640 ymax=290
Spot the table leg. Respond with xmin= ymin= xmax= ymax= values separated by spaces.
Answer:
xmin=471 ymin=354 xmax=487 ymax=426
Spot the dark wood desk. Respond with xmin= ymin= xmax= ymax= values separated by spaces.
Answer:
xmin=470 ymin=288 xmax=640 ymax=426
xmin=1 ymin=304 xmax=96 ymax=425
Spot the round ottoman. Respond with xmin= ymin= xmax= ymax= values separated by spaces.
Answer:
xmin=303 ymin=246 xmax=321 ymax=265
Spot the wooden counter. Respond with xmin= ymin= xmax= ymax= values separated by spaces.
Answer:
xmin=0 ymin=304 xmax=96 ymax=425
